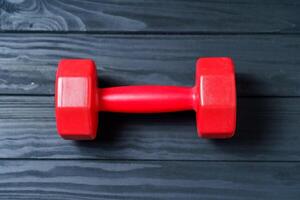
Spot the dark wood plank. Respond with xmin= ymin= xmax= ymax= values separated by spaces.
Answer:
xmin=1 ymin=34 xmax=300 ymax=96
xmin=1 ymin=96 xmax=299 ymax=161
xmin=1 ymin=0 xmax=300 ymax=33
xmin=0 ymin=160 xmax=298 ymax=199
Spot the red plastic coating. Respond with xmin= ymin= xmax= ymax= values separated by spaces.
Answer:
xmin=98 ymin=86 xmax=196 ymax=113
xmin=55 ymin=57 xmax=236 ymax=140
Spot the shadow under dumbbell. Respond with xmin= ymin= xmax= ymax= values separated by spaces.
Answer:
xmin=73 ymin=112 xmax=126 ymax=149
xmin=211 ymin=73 xmax=273 ymax=157
xmin=74 ymin=73 xmax=274 ymax=159
xmin=73 ymin=111 xmax=196 ymax=155
xmin=96 ymin=112 xmax=129 ymax=144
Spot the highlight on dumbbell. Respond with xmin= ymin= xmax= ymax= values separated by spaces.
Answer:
xmin=55 ymin=57 xmax=236 ymax=140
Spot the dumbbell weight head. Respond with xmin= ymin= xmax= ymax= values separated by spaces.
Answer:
xmin=55 ymin=57 xmax=236 ymax=140
xmin=55 ymin=59 xmax=98 ymax=139
xmin=194 ymin=58 xmax=236 ymax=138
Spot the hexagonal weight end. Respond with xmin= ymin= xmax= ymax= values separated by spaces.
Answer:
xmin=55 ymin=59 xmax=98 ymax=140
xmin=195 ymin=57 xmax=236 ymax=138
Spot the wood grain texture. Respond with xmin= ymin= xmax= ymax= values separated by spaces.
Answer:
xmin=1 ymin=1 xmax=299 ymax=199
xmin=1 ymin=0 xmax=300 ymax=33
xmin=0 ymin=160 xmax=298 ymax=200
xmin=1 ymin=34 xmax=300 ymax=96
xmin=0 ymin=96 xmax=299 ymax=161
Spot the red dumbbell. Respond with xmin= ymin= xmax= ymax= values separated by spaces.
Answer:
xmin=55 ymin=57 xmax=236 ymax=140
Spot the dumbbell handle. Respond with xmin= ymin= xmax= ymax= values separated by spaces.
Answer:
xmin=97 ymin=86 xmax=197 ymax=113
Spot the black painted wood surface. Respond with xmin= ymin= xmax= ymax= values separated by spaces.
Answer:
xmin=0 ymin=96 xmax=299 ymax=161
xmin=0 ymin=34 xmax=300 ymax=96
xmin=1 ymin=0 xmax=300 ymax=33
xmin=0 ymin=0 xmax=299 ymax=199
xmin=0 ymin=160 xmax=299 ymax=199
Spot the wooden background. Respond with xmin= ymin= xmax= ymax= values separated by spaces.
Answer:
xmin=0 ymin=0 xmax=300 ymax=199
